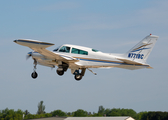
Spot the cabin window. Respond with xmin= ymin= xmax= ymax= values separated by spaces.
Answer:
xmin=59 ymin=46 xmax=70 ymax=53
xmin=71 ymin=48 xmax=88 ymax=55
xmin=92 ymin=49 xmax=99 ymax=52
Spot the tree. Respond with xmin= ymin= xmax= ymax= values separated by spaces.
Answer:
xmin=44 ymin=113 xmax=52 ymax=117
xmin=73 ymin=109 xmax=88 ymax=117
xmin=140 ymin=112 xmax=168 ymax=120
xmin=15 ymin=109 xmax=23 ymax=115
xmin=24 ymin=110 xmax=29 ymax=115
xmin=67 ymin=112 xmax=72 ymax=116
xmin=104 ymin=108 xmax=111 ymax=116
xmin=37 ymin=101 xmax=45 ymax=114
xmin=51 ymin=110 xmax=66 ymax=117
xmin=98 ymin=105 xmax=105 ymax=115
xmin=25 ymin=114 xmax=35 ymax=119
xmin=1 ymin=108 xmax=9 ymax=118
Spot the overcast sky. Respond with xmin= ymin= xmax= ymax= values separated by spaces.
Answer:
xmin=0 ymin=0 xmax=168 ymax=114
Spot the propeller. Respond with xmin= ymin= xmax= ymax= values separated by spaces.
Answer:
xmin=26 ymin=52 xmax=33 ymax=60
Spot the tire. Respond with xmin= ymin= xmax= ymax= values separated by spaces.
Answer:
xmin=57 ymin=69 xmax=64 ymax=76
xmin=31 ymin=72 xmax=38 ymax=79
xmin=74 ymin=74 xmax=82 ymax=81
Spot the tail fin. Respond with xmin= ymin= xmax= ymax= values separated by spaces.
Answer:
xmin=125 ymin=34 xmax=159 ymax=64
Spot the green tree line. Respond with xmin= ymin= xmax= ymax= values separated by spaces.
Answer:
xmin=1 ymin=101 xmax=168 ymax=120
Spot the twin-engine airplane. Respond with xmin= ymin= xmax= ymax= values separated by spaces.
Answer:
xmin=14 ymin=34 xmax=158 ymax=81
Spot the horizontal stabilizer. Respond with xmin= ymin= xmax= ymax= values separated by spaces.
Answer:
xmin=117 ymin=58 xmax=148 ymax=65
xmin=147 ymin=66 xmax=153 ymax=69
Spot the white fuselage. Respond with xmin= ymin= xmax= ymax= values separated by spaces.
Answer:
xmin=32 ymin=44 xmax=148 ymax=70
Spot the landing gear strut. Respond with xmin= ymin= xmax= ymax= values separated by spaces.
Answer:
xmin=31 ymin=59 xmax=38 ymax=79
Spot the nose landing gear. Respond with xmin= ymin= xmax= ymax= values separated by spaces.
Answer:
xmin=31 ymin=59 xmax=38 ymax=79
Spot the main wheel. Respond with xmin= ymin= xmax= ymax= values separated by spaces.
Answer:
xmin=31 ymin=71 xmax=38 ymax=79
xmin=57 ymin=69 xmax=64 ymax=76
xmin=74 ymin=74 xmax=83 ymax=81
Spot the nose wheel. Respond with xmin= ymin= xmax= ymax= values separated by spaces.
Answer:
xmin=31 ymin=71 xmax=38 ymax=79
xmin=31 ymin=59 xmax=38 ymax=79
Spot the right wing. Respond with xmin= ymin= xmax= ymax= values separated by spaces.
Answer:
xmin=14 ymin=39 xmax=78 ymax=63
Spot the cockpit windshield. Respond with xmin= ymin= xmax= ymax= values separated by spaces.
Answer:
xmin=53 ymin=46 xmax=61 ymax=51
xmin=59 ymin=46 xmax=70 ymax=53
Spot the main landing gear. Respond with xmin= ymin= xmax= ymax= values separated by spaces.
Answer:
xmin=73 ymin=68 xmax=97 ymax=81
xmin=29 ymin=59 xmax=96 ymax=81
xmin=72 ymin=68 xmax=86 ymax=81
xmin=74 ymin=74 xmax=83 ymax=81
xmin=55 ymin=61 xmax=85 ymax=81
xmin=56 ymin=69 xmax=64 ymax=76
xmin=31 ymin=59 xmax=38 ymax=79
xmin=56 ymin=62 xmax=68 ymax=76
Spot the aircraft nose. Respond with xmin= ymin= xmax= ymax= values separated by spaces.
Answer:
xmin=27 ymin=52 xmax=32 ymax=55
xmin=13 ymin=40 xmax=17 ymax=43
xmin=26 ymin=52 xmax=33 ymax=60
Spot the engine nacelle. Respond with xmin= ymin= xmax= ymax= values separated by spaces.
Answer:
xmin=31 ymin=52 xmax=44 ymax=59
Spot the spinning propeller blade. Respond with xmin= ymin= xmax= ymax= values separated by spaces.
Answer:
xmin=26 ymin=52 xmax=32 ymax=60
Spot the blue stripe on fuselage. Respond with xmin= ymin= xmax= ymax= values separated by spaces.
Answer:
xmin=79 ymin=58 xmax=121 ymax=64
xmin=78 ymin=58 xmax=148 ymax=67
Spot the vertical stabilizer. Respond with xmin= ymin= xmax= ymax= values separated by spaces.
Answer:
xmin=125 ymin=34 xmax=159 ymax=64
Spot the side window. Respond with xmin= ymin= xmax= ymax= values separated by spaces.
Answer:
xmin=71 ymin=48 xmax=88 ymax=55
xmin=92 ymin=49 xmax=99 ymax=52
xmin=71 ymin=48 xmax=78 ymax=54
xmin=59 ymin=46 xmax=70 ymax=53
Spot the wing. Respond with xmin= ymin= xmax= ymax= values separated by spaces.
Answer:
xmin=14 ymin=39 xmax=78 ymax=63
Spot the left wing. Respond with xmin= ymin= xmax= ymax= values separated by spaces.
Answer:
xmin=14 ymin=39 xmax=78 ymax=63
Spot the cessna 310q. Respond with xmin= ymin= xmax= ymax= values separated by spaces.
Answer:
xmin=14 ymin=34 xmax=159 ymax=81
